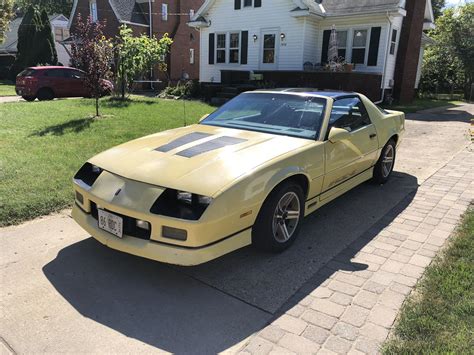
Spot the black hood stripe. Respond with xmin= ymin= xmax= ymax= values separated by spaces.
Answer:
xmin=176 ymin=136 xmax=247 ymax=158
xmin=155 ymin=132 xmax=213 ymax=152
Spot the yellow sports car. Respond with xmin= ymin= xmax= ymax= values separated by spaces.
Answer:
xmin=72 ymin=90 xmax=405 ymax=266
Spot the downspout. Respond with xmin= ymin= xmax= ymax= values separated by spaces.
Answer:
xmin=149 ymin=0 xmax=155 ymax=90
xmin=375 ymin=11 xmax=392 ymax=104
xmin=169 ymin=1 xmax=182 ymax=81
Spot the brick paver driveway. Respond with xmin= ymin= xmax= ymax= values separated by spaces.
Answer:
xmin=1 ymin=104 xmax=472 ymax=354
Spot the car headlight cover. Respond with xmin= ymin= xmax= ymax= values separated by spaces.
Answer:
xmin=74 ymin=162 xmax=103 ymax=188
xmin=150 ymin=189 xmax=213 ymax=220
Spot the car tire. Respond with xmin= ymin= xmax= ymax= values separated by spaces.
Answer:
xmin=252 ymin=181 xmax=305 ymax=252
xmin=37 ymin=88 xmax=54 ymax=101
xmin=22 ymin=95 xmax=35 ymax=102
xmin=373 ymin=139 xmax=396 ymax=184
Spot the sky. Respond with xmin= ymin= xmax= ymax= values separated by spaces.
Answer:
xmin=445 ymin=0 xmax=473 ymax=6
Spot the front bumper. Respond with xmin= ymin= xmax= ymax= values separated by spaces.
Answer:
xmin=72 ymin=204 xmax=252 ymax=266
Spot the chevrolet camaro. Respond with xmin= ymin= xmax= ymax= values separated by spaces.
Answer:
xmin=72 ymin=90 xmax=405 ymax=266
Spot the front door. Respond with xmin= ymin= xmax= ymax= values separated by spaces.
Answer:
xmin=260 ymin=30 xmax=279 ymax=70
xmin=322 ymin=96 xmax=379 ymax=200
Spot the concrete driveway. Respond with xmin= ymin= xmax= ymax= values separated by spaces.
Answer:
xmin=0 ymin=104 xmax=472 ymax=354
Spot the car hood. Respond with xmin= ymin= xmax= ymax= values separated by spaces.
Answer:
xmin=89 ymin=124 xmax=315 ymax=197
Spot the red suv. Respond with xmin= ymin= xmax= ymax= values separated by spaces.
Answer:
xmin=16 ymin=66 xmax=113 ymax=101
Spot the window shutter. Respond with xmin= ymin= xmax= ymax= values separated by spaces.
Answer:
xmin=254 ymin=0 xmax=262 ymax=7
xmin=321 ymin=30 xmax=331 ymax=64
xmin=234 ymin=0 xmax=241 ymax=10
xmin=209 ymin=33 xmax=215 ymax=65
xmin=241 ymin=31 xmax=248 ymax=64
xmin=367 ymin=27 xmax=381 ymax=66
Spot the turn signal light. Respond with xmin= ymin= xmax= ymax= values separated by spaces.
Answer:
xmin=162 ymin=226 xmax=187 ymax=241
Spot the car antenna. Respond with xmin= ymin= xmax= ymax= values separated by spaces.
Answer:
xmin=181 ymin=73 xmax=189 ymax=127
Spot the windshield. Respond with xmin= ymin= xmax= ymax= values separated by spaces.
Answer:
xmin=201 ymin=93 xmax=327 ymax=139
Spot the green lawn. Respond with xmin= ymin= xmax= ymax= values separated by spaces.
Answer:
xmin=381 ymin=98 xmax=462 ymax=113
xmin=383 ymin=208 xmax=474 ymax=354
xmin=0 ymin=80 xmax=16 ymax=96
xmin=0 ymin=96 xmax=214 ymax=226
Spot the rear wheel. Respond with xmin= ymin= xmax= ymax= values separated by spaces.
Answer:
xmin=252 ymin=181 xmax=304 ymax=252
xmin=22 ymin=95 xmax=35 ymax=102
xmin=37 ymin=88 xmax=54 ymax=101
xmin=373 ymin=139 xmax=396 ymax=184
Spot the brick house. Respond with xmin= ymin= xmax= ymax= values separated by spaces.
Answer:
xmin=68 ymin=0 xmax=203 ymax=81
xmin=189 ymin=0 xmax=435 ymax=103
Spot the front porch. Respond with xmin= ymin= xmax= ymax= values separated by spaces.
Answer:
xmin=203 ymin=70 xmax=384 ymax=104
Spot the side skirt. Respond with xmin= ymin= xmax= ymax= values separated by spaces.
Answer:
xmin=304 ymin=167 xmax=374 ymax=217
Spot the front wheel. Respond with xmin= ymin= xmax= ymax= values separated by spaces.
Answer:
xmin=252 ymin=181 xmax=304 ymax=252
xmin=373 ymin=139 xmax=396 ymax=184
xmin=22 ymin=95 xmax=35 ymax=102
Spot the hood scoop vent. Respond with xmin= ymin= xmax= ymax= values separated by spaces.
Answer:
xmin=176 ymin=136 xmax=247 ymax=158
xmin=155 ymin=132 xmax=213 ymax=152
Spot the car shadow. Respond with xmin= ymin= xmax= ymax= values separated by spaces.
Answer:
xmin=30 ymin=116 xmax=96 ymax=136
xmin=43 ymin=172 xmax=418 ymax=353
xmin=405 ymin=107 xmax=472 ymax=123
xmin=102 ymin=97 xmax=158 ymax=108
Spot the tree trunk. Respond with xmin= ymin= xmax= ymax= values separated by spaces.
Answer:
xmin=96 ymin=97 xmax=99 ymax=117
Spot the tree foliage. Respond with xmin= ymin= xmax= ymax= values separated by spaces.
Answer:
xmin=71 ymin=15 xmax=113 ymax=116
xmin=431 ymin=0 xmax=446 ymax=20
xmin=115 ymin=25 xmax=172 ymax=99
xmin=12 ymin=5 xmax=57 ymax=77
xmin=420 ymin=3 xmax=474 ymax=99
xmin=14 ymin=0 xmax=73 ymax=16
xmin=0 ymin=0 xmax=15 ymax=44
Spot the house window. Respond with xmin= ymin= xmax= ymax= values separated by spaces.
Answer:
xmin=336 ymin=31 xmax=347 ymax=60
xmin=351 ymin=29 xmax=367 ymax=64
xmin=229 ymin=33 xmax=240 ymax=63
xmin=162 ymin=4 xmax=168 ymax=21
xmin=190 ymin=48 xmax=195 ymax=64
xmin=263 ymin=33 xmax=276 ymax=63
xmin=390 ymin=29 xmax=398 ymax=55
xmin=89 ymin=0 xmax=98 ymax=22
xmin=216 ymin=34 xmax=226 ymax=63
xmin=243 ymin=0 xmax=252 ymax=7
xmin=54 ymin=27 xmax=69 ymax=41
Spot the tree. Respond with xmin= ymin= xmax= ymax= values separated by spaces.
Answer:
xmin=71 ymin=14 xmax=113 ymax=116
xmin=12 ymin=5 xmax=58 ymax=77
xmin=115 ymin=25 xmax=172 ymax=99
xmin=420 ymin=3 xmax=474 ymax=99
xmin=14 ymin=0 xmax=73 ymax=16
xmin=0 ymin=0 xmax=14 ymax=44
xmin=431 ymin=0 xmax=446 ymax=20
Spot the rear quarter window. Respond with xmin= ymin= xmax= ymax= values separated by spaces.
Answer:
xmin=17 ymin=69 xmax=36 ymax=77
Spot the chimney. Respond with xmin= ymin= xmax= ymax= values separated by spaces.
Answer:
xmin=393 ymin=0 xmax=426 ymax=103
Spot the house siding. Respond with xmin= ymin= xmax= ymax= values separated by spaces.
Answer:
xmin=384 ymin=15 xmax=403 ymax=89
xmin=199 ymin=0 xmax=306 ymax=83
xmin=302 ymin=17 xmax=318 ymax=65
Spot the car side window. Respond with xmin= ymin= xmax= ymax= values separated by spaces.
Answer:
xmin=66 ymin=70 xmax=83 ymax=79
xmin=329 ymin=96 xmax=371 ymax=132
xmin=45 ymin=69 xmax=66 ymax=77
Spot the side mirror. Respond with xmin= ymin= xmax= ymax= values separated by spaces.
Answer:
xmin=328 ymin=127 xmax=350 ymax=143
xmin=199 ymin=114 xmax=210 ymax=122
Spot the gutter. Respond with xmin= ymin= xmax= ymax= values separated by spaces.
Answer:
xmin=375 ymin=11 xmax=393 ymax=105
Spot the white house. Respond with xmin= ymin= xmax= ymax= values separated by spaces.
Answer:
xmin=188 ymin=0 xmax=435 ymax=102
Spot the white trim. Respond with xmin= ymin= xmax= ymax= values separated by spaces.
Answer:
xmin=120 ymin=20 xmax=150 ymax=27
xmin=68 ymin=0 xmax=78 ymax=29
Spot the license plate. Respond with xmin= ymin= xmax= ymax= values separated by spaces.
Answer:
xmin=98 ymin=209 xmax=123 ymax=238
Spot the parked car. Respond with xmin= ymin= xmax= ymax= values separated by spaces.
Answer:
xmin=72 ymin=89 xmax=405 ymax=266
xmin=15 ymin=66 xmax=113 ymax=101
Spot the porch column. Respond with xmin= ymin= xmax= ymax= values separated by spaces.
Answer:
xmin=393 ymin=0 xmax=426 ymax=103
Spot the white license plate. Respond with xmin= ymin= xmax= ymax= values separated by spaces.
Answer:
xmin=98 ymin=209 xmax=123 ymax=238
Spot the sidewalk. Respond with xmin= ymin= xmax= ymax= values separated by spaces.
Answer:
xmin=239 ymin=146 xmax=473 ymax=355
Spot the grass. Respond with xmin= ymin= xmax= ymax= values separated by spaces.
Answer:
xmin=0 ymin=96 xmax=214 ymax=226
xmin=383 ymin=208 xmax=474 ymax=354
xmin=0 ymin=80 xmax=16 ymax=96
xmin=381 ymin=98 xmax=463 ymax=113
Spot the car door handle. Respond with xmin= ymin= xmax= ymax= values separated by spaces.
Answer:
xmin=369 ymin=133 xmax=377 ymax=139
